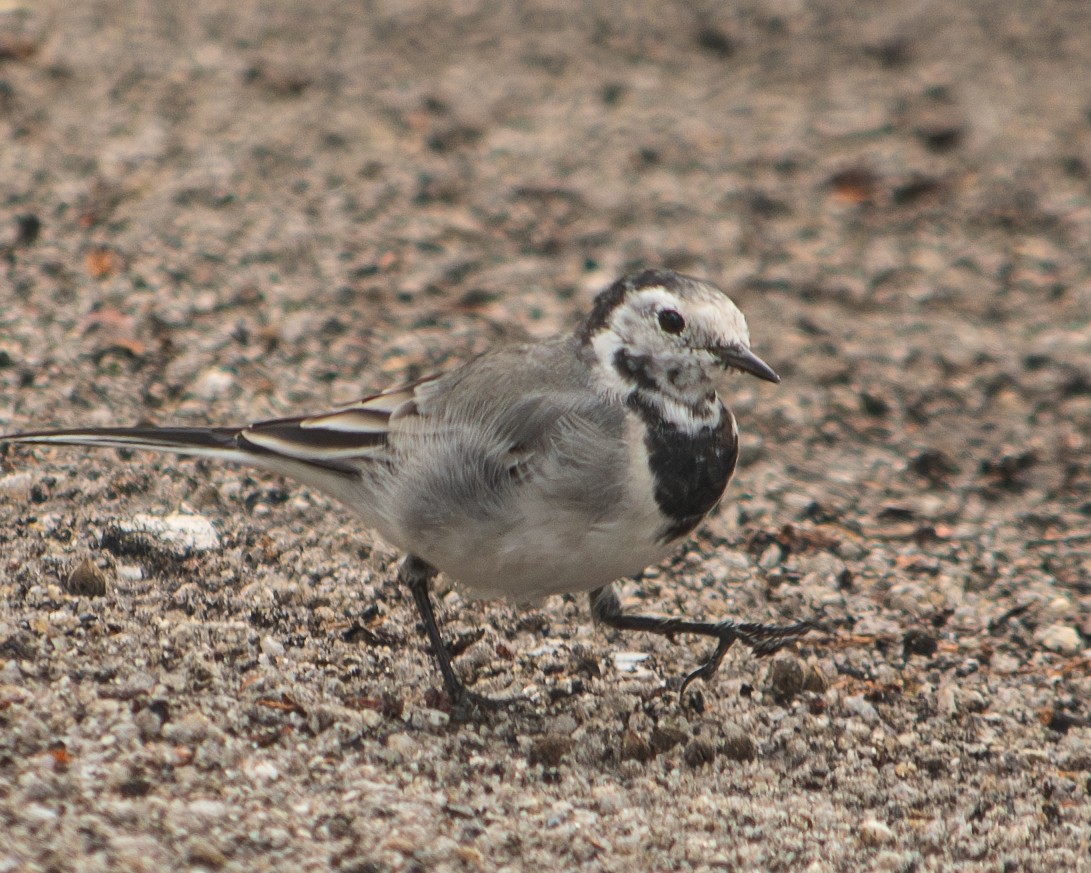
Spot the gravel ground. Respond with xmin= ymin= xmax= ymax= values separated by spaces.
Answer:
xmin=1 ymin=2 xmax=1090 ymax=871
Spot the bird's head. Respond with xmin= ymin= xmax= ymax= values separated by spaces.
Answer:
xmin=579 ymin=270 xmax=779 ymax=404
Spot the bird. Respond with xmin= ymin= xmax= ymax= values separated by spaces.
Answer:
xmin=1 ymin=269 xmax=813 ymax=709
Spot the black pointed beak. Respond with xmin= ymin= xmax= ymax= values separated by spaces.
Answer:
xmin=718 ymin=345 xmax=780 ymax=383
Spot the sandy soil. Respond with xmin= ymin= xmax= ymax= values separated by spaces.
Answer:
xmin=1 ymin=1 xmax=1090 ymax=871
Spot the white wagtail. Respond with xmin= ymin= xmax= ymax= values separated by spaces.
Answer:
xmin=1 ymin=269 xmax=812 ymax=707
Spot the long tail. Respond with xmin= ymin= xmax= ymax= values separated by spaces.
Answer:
xmin=0 ymin=419 xmax=386 ymax=510
xmin=0 ymin=383 xmax=425 ymax=507
xmin=1 ymin=426 xmax=251 ymax=463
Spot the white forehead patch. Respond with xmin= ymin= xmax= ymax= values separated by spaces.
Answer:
xmin=623 ymin=285 xmax=751 ymax=347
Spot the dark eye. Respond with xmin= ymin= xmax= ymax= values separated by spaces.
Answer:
xmin=657 ymin=309 xmax=686 ymax=334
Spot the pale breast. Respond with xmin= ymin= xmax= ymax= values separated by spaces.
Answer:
xmin=402 ymin=412 xmax=675 ymax=600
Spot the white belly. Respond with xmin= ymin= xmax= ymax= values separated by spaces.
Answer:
xmin=390 ymin=413 xmax=678 ymax=600
xmin=424 ymin=499 xmax=674 ymax=600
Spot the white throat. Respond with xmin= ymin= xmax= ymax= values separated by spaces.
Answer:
xmin=589 ymin=328 xmax=723 ymax=435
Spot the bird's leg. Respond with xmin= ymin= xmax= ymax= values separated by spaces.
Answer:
xmin=398 ymin=555 xmax=511 ymax=711
xmin=589 ymin=584 xmax=814 ymax=702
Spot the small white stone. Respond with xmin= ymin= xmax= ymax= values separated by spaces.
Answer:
xmin=759 ymin=543 xmax=783 ymax=569
xmin=1037 ymin=623 xmax=1082 ymax=656
xmin=595 ymin=789 xmax=624 ymax=815
xmin=118 ymin=512 xmax=220 ymax=556
xmin=845 ymin=694 xmax=880 ymax=724
xmin=0 ymin=660 xmax=22 ymax=682
xmin=23 ymin=804 xmax=59 ymax=823
xmin=245 ymin=759 xmax=280 ymax=781
xmin=191 ymin=367 xmax=236 ymax=400
xmin=612 ymin=651 xmax=650 ymax=673
xmin=0 ymin=855 xmax=23 ymax=873
xmin=0 ymin=471 xmax=33 ymax=498
xmin=279 ymin=311 xmax=317 ymax=345
xmin=423 ymin=707 xmax=450 ymax=728
xmin=116 ymin=564 xmax=144 ymax=582
xmin=991 ymin=653 xmax=1020 ymax=674
xmin=874 ymin=850 xmax=913 ymax=871
xmin=188 ymin=799 xmax=228 ymax=820
xmin=260 ymin=635 xmax=285 ymax=657
xmin=719 ymin=550 xmax=752 ymax=575
xmin=359 ymin=708 xmax=383 ymax=729
xmin=385 ymin=732 xmax=417 ymax=756
xmin=859 ymin=817 xmax=895 ymax=846
xmin=938 ymin=683 xmax=958 ymax=717
xmin=265 ymin=827 xmax=291 ymax=849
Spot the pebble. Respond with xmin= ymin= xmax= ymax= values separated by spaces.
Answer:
xmin=23 ymin=804 xmax=59 ymax=823
xmin=186 ymin=836 xmax=228 ymax=869
xmin=106 ymin=512 xmax=220 ymax=558
xmin=844 ymin=695 xmax=880 ymax=725
xmin=385 ymin=733 xmax=418 ymax=757
xmin=1036 ymin=623 xmax=1082 ymax=656
xmin=116 ymin=564 xmax=144 ymax=582
xmin=0 ymin=472 xmax=33 ymax=498
xmin=759 ymin=543 xmax=783 ymax=570
xmin=684 ymin=737 xmax=716 ymax=768
xmin=803 ymin=662 xmax=830 ymax=693
xmin=187 ymin=799 xmax=227 ymax=821
xmin=64 ymin=558 xmax=108 ymax=597
xmin=163 ymin=711 xmax=214 ymax=745
xmin=611 ymin=651 xmax=657 ymax=681
xmin=858 ymin=817 xmax=896 ymax=846
xmin=133 ymin=707 xmax=163 ymax=740
xmin=260 ymin=635 xmax=285 ymax=657
xmin=594 ymin=788 xmax=624 ymax=815
xmin=529 ymin=734 xmax=573 ymax=767
xmin=767 ymin=656 xmax=805 ymax=703
xmin=190 ymin=367 xmax=236 ymax=400
xmin=720 ymin=724 xmax=757 ymax=761
xmin=875 ymin=850 xmax=917 ymax=871
xmin=358 ymin=708 xmax=383 ymax=729
xmin=413 ymin=708 xmax=450 ymax=729
xmin=244 ymin=759 xmax=280 ymax=782
xmin=619 ymin=728 xmax=653 ymax=762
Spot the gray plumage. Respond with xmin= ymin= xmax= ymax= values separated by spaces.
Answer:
xmin=1 ymin=269 xmax=813 ymax=707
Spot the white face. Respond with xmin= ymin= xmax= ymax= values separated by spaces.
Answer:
xmin=612 ymin=284 xmax=751 ymax=355
xmin=590 ymin=283 xmax=753 ymax=393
